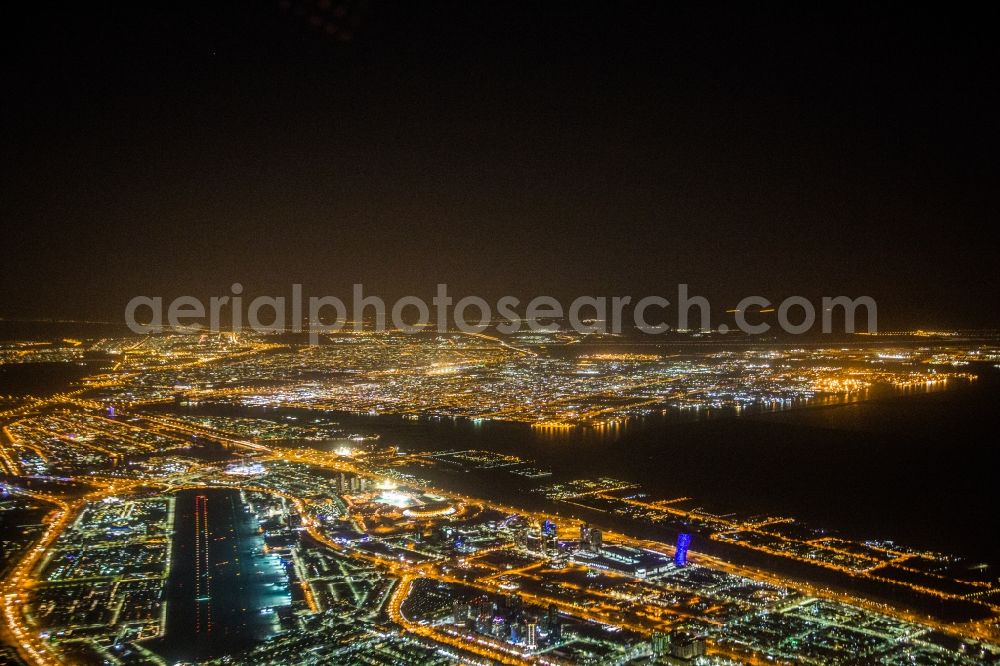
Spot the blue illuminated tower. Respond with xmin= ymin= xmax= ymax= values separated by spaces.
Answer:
xmin=675 ymin=532 xmax=691 ymax=567
xmin=542 ymin=519 xmax=556 ymax=538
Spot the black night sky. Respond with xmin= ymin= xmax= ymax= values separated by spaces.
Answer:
xmin=2 ymin=2 xmax=997 ymax=327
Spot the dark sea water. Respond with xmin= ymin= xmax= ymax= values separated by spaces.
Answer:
xmin=614 ymin=381 xmax=999 ymax=563
xmin=0 ymin=320 xmax=134 ymax=341
xmin=0 ymin=321 xmax=118 ymax=395
xmin=0 ymin=361 xmax=104 ymax=396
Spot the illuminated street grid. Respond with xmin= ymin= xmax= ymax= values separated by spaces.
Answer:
xmin=0 ymin=422 xmax=997 ymax=664
xmin=0 ymin=341 xmax=85 ymax=366
xmin=532 ymin=477 xmax=997 ymax=616
xmin=0 ymin=332 xmax=998 ymax=665
xmin=170 ymin=414 xmax=358 ymax=442
xmin=198 ymin=452 xmax=998 ymax=665
xmin=4 ymin=413 xmax=187 ymax=475
xmin=57 ymin=331 xmax=989 ymax=426
xmin=204 ymin=613 xmax=457 ymax=666
xmin=24 ymin=497 xmax=172 ymax=663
